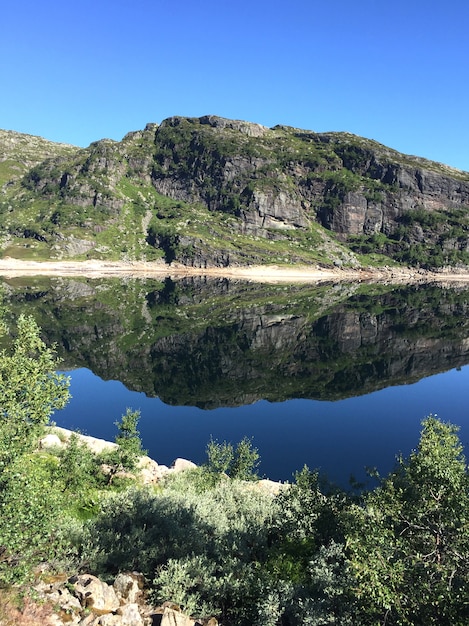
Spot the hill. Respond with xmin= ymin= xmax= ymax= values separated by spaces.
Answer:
xmin=1 ymin=115 xmax=469 ymax=268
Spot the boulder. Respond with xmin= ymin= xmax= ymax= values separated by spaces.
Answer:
xmin=71 ymin=574 xmax=120 ymax=614
xmin=88 ymin=615 xmax=122 ymax=626
xmin=34 ymin=577 xmax=82 ymax=619
xmin=117 ymin=603 xmax=144 ymax=626
xmin=113 ymin=572 xmax=144 ymax=605
xmin=172 ymin=458 xmax=197 ymax=473
xmin=39 ymin=433 xmax=64 ymax=450
xmin=256 ymin=479 xmax=289 ymax=496
xmin=160 ymin=606 xmax=199 ymax=626
xmin=52 ymin=427 xmax=118 ymax=455
xmin=137 ymin=456 xmax=171 ymax=483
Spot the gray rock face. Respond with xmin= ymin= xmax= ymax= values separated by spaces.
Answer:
xmin=242 ymin=189 xmax=310 ymax=232
xmin=162 ymin=114 xmax=269 ymax=138
xmin=150 ymin=116 xmax=469 ymax=245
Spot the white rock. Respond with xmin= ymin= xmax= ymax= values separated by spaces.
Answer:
xmin=39 ymin=433 xmax=64 ymax=449
xmin=73 ymin=574 xmax=120 ymax=614
xmin=113 ymin=572 xmax=143 ymax=604
xmin=137 ymin=456 xmax=170 ymax=483
xmin=117 ymin=603 xmax=144 ymax=626
xmin=256 ymin=479 xmax=289 ymax=496
xmin=91 ymin=615 xmax=122 ymax=626
xmin=160 ymin=606 xmax=197 ymax=626
xmin=53 ymin=426 xmax=118 ymax=455
xmin=172 ymin=458 xmax=197 ymax=473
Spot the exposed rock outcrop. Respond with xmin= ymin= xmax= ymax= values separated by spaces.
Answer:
xmin=33 ymin=572 xmax=209 ymax=626
xmin=150 ymin=116 xmax=469 ymax=242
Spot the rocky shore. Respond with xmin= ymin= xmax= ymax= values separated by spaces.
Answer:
xmin=40 ymin=427 xmax=198 ymax=485
xmin=11 ymin=427 xmax=282 ymax=626
xmin=1 ymin=258 xmax=469 ymax=284
xmin=9 ymin=571 xmax=211 ymax=626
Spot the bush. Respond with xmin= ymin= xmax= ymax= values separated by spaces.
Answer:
xmin=0 ymin=314 xmax=71 ymax=583
xmin=347 ymin=416 xmax=469 ymax=625
xmin=54 ymin=432 xmax=102 ymax=494
xmin=99 ymin=409 xmax=146 ymax=485
xmin=205 ymin=436 xmax=260 ymax=481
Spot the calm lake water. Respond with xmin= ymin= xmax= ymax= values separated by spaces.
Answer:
xmin=2 ymin=275 xmax=469 ymax=487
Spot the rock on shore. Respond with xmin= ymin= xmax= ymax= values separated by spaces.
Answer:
xmin=40 ymin=426 xmax=197 ymax=484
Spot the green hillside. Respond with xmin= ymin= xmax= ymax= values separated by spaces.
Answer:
xmin=1 ymin=116 xmax=469 ymax=268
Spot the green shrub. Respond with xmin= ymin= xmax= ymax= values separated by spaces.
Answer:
xmin=347 ymin=416 xmax=469 ymax=625
xmin=54 ymin=432 xmax=102 ymax=494
xmin=0 ymin=453 xmax=72 ymax=584
xmin=205 ymin=436 xmax=260 ymax=481
xmin=99 ymin=409 xmax=146 ymax=485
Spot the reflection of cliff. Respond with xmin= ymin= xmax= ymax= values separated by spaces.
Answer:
xmin=145 ymin=291 xmax=469 ymax=406
xmin=2 ymin=277 xmax=469 ymax=407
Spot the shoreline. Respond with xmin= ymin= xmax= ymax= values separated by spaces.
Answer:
xmin=1 ymin=258 xmax=469 ymax=284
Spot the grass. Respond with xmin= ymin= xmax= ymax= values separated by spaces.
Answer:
xmin=0 ymin=160 xmax=29 ymax=186
xmin=1 ymin=241 xmax=52 ymax=260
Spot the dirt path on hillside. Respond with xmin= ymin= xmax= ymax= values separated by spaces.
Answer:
xmin=0 ymin=258 xmax=469 ymax=284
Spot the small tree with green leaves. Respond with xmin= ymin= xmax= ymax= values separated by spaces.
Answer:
xmin=206 ymin=436 xmax=260 ymax=481
xmin=347 ymin=415 xmax=469 ymax=625
xmin=55 ymin=432 xmax=101 ymax=494
xmin=230 ymin=436 xmax=261 ymax=481
xmin=0 ymin=314 xmax=70 ymax=474
xmin=101 ymin=408 xmax=146 ymax=484
xmin=0 ymin=313 xmax=71 ymax=582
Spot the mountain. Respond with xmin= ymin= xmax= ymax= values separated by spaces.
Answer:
xmin=1 ymin=115 xmax=469 ymax=268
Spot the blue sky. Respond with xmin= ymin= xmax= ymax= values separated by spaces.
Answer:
xmin=2 ymin=0 xmax=468 ymax=170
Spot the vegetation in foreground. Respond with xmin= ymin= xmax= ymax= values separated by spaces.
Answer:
xmin=1 ymin=315 xmax=469 ymax=625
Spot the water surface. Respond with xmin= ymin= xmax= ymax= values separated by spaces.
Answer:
xmin=2 ymin=275 xmax=469 ymax=487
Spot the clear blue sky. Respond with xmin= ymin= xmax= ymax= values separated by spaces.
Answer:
xmin=2 ymin=0 xmax=468 ymax=170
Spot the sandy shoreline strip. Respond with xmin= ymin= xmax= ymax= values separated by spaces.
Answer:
xmin=0 ymin=258 xmax=469 ymax=284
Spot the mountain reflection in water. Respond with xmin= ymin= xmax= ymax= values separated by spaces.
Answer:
xmin=2 ymin=276 xmax=469 ymax=486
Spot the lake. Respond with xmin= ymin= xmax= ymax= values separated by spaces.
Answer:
xmin=2 ymin=275 xmax=469 ymax=487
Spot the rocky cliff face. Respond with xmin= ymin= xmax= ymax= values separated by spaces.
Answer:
xmin=150 ymin=116 xmax=469 ymax=246
xmin=2 ymin=116 xmax=469 ymax=267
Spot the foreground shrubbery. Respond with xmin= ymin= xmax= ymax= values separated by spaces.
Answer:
xmin=1 ymin=315 xmax=469 ymax=624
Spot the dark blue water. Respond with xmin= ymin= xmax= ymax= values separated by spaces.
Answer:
xmin=56 ymin=364 xmax=469 ymax=487
xmin=4 ymin=276 xmax=469 ymax=488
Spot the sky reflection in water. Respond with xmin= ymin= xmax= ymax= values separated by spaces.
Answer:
xmin=57 ymin=364 xmax=469 ymax=488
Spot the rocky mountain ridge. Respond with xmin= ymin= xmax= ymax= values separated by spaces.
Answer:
xmin=0 ymin=129 xmax=78 ymax=187
xmin=1 ymin=116 xmax=469 ymax=268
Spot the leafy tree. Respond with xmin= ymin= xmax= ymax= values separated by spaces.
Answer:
xmin=101 ymin=408 xmax=146 ymax=484
xmin=206 ymin=437 xmax=234 ymax=475
xmin=206 ymin=436 xmax=260 ymax=481
xmin=230 ymin=436 xmax=260 ymax=481
xmin=0 ymin=314 xmax=70 ymax=474
xmin=0 ymin=314 xmax=71 ymax=582
xmin=54 ymin=432 xmax=101 ymax=494
xmin=347 ymin=416 xmax=469 ymax=625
